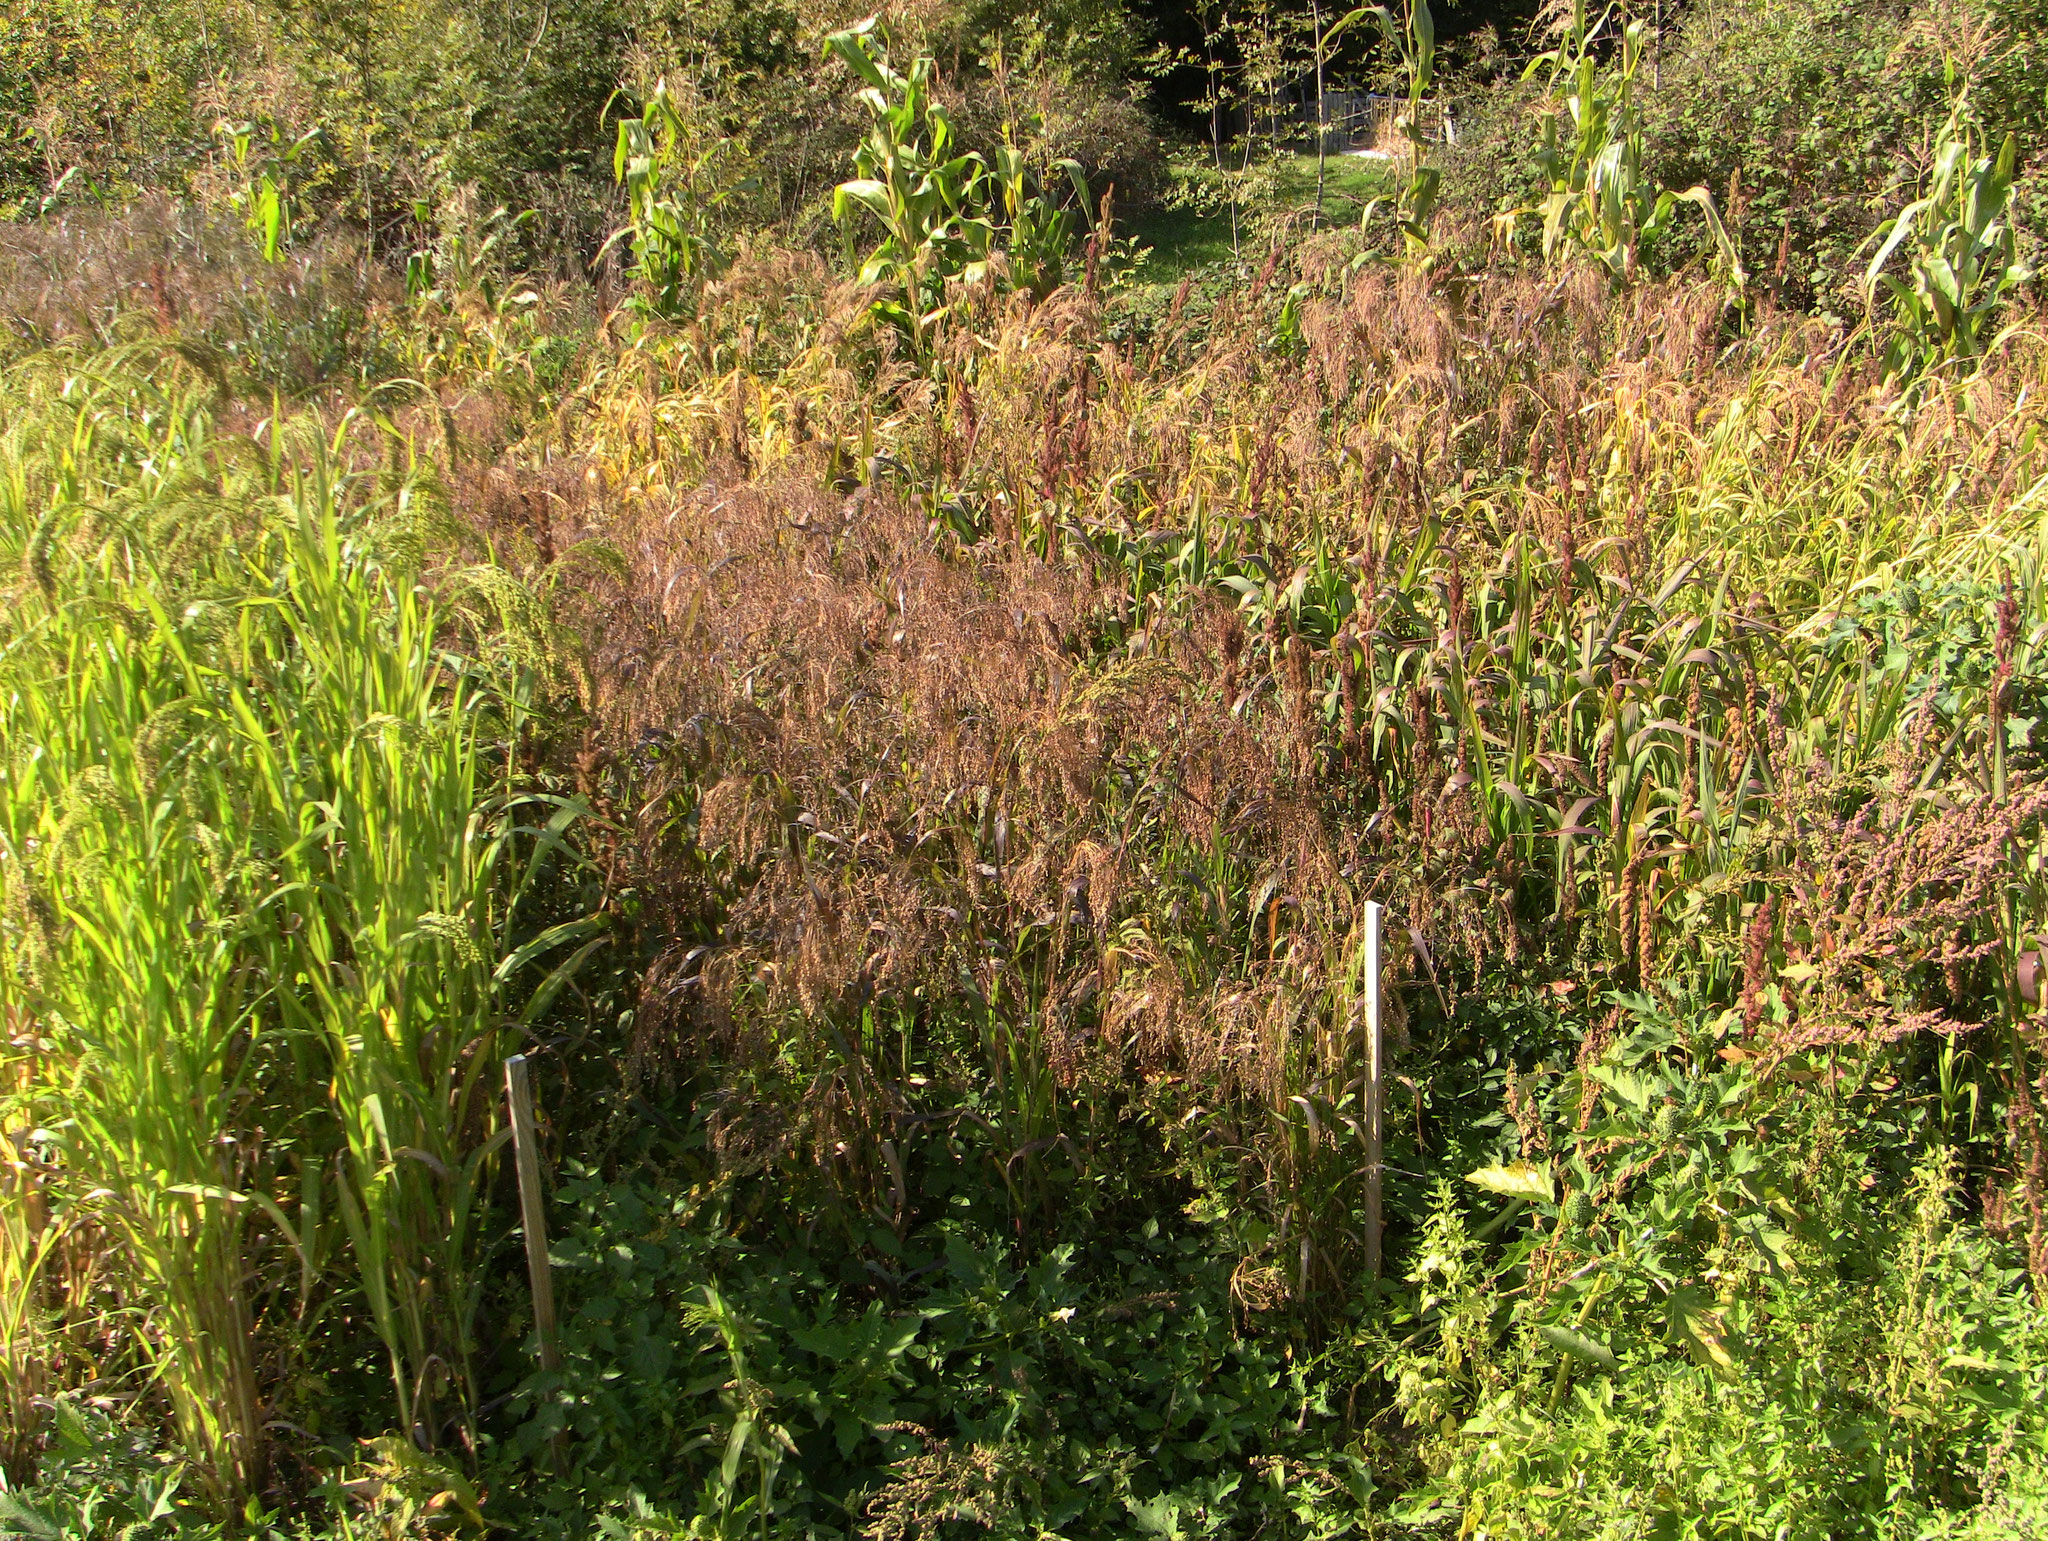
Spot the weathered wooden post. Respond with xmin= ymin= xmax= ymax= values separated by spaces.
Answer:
xmin=1363 ymin=901 xmax=1385 ymax=1278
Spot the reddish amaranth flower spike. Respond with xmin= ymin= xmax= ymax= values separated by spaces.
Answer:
xmin=1740 ymin=894 xmax=1775 ymax=1037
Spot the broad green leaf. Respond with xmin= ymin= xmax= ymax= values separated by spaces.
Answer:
xmin=1538 ymin=1324 xmax=1618 ymax=1372
xmin=1670 ymin=1291 xmax=1738 ymax=1379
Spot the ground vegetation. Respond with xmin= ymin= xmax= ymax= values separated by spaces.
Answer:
xmin=2 ymin=1 xmax=2047 ymax=1537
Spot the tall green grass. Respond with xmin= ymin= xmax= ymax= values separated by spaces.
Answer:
xmin=0 ymin=344 xmax=588 ymax=1501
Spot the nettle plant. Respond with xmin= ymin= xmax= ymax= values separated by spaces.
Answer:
xmin=827 ymin=22 xmax=1089 ymax=357
xmin=1510 ymin=0 xmax=1743 ymax=291
xmin=1862 ymin=76 xmax=2031 ymax=389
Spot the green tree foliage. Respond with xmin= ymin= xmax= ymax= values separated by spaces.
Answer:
xmin=260 ymin=0 xmax=629 ymax=254
xmin=0 ymin=0 xmax=248 ymax=215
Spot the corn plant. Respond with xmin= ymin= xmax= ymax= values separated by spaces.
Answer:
xmin=214 ymin=120 xmax=324 ymax=264
xmin=1512 ymin=0 xmax=1743 ymax=290
xmin=1862 ymin=82 xmax=2031 ymax=388
xmin=827 ymin=26 xmax=1093 ymax=357
xmin=827 ymin=23 xmax=998 ymax=357
xmin=404 ymin=198 xmax=536 ymax=310
xmin=990 ymin=140 xmax=1091 ymax=302
xmin=608 ymin=81 xmax=733 ymax=320
xmin=1328 ymin=0 xmax=1440 ymax=258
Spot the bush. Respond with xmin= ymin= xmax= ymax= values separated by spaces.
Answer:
xmin=1441 ymin=0 xmax=2046 ymax=308
xmin=1637 ymin=0 xmax=1948 ymax=311
xmin=1376 ymin=1014 xmax=2048 ymax=1539
xmin=0 ymin=0 xmax=239 ymax=217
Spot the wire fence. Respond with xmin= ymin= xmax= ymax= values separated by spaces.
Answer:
xmin=1283 ymin=89 xmax=1457 ymax=154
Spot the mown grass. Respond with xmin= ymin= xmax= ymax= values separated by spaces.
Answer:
xmin=1125 ymin=153 xmax=1398 ymax=281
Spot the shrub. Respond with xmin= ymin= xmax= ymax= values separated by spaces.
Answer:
xmin=1380 ymin=1042 xmax=2048 ymax=1539
xmin=1637 ymin=0 xmax=2041 ymax=313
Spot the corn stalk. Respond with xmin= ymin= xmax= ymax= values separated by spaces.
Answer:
xmin=1511 ymin=0 xmax=1743 ymax=291
xmin=1862 ymin=81 xmax=2031 ymax=388
xmin=1328 ymin=0 xmax=1440 ymax=258
xmin=607 ymin=81 xmax=732 ymax=321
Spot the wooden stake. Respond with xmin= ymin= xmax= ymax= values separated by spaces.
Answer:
xmin=1362 ymin=901 xmax=1385 ymax=1278
xmin=505 ymin=1055 xmax=561 ymax=1376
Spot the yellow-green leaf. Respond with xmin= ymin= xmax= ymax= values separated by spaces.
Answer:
xmin=1465 ymin=1161 xmax=1553 ymax=1200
